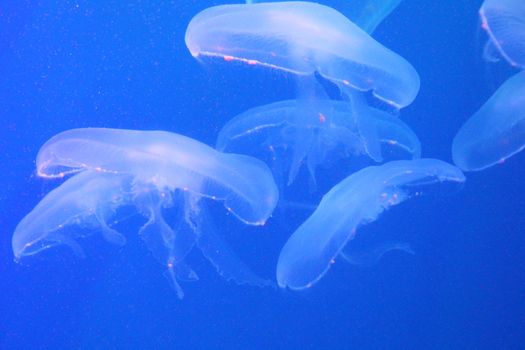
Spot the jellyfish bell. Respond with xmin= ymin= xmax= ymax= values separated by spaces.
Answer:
xmin=276 ymin=159 xmax=465 ymax=290
xmin=452 ymin=70 xmax=525 ymax=172
xmin=185 ymin=1 xmax=420 ymax=109
xmin=12 ymin=171 xmax=132 ymax=261
xmin=36 ymin=128 xmax=279 ymax=225
xmin=216 ymin=98 xmax=421 ymax=186
xmin=480 ymin=0 xmax=525 ymax=69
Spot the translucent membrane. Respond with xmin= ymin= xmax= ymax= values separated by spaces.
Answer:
xmin=276 ymin=159 xmax=465 ymax=290
xmin=185 ymin=1 xmax=420 ymax=108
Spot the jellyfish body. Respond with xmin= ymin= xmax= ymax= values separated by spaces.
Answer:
xmin=276 ymin=159 xmax=465 ymax=290
xmin=216 ymin=99 xmax=421 ymax=185
xmin=480 ymin=0 xmax=525 ymax=68
xmin=37 ymin=127 xmax=278 ymax=225
xmin=16 ymin=128 xmax=279 ymax=298
xmin=12 ymin=171 xmax=132 ymax=260
xmin=452 ymin=70 xmax=525 ymax=171
xmin=185 ymin=1 xmax=420 ymax=108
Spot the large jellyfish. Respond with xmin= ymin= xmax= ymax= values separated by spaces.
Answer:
xmin=276 ymin=159 xmax=465 ymax=290
xmin=480 ymin=0 xmax=525 ymax=68
xmin=216 ymin=98 xmax=421 ymax=185
xmin=452 ymin=70 xmax=525 ymax=172
xmin=37 ymin=128 xmax=278 ymax=225
xmin=16 ymin=128 xmax=279 ymax=297
xmin=185 ymin=1 xmax=420 ymax=108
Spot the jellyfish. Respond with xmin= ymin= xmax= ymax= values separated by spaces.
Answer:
xmin=12 ymin=171 xmax=132 ymax=260
xmin=276 ymin=159 xmax=465 ymax=290
xmin=37 ymin=128 xmax=278 ymax=225
xmin=244 ymin=0 xmax=403 ymax=34
xmin=216 ymin=98 xmax=421 ymax=186
xmin=480 ymin=0 xmax=525 ymax=69
xmin=452 ymin=70 xmax=525 ymax=172
xmin=185 ymin=1 xmax=420 ymax=109
xmin=17 ymin=128 xmax=279 ymax=297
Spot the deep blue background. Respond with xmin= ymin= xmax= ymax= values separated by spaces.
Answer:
xmin=1 ymin=1 xmax=525 ymax=349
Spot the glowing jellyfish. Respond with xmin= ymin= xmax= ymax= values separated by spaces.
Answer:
xmin=12 ymin=171 xmax=132 ymax=260
xmin=17 ymin=128 xmax=279 ymax=298
xmin=37 ymin=128 xmax=278 ymax=225
xmin=452 ymin=70 xmax=525 ymax=171
xmin=185 ymin=1 xmax=420 ymax=108
xmin=480 ymin=0 xmax=525 ymax=68
xmin=276 ymin=159 xmax=465 ymax=290
xmin=216 ymin=98 xmax=420 ymax=185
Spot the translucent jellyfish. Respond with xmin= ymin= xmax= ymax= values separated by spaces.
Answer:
xmin=37 ymin=128 xmax=278 ymax=225
xmin=21 ymin=128 xmax=279 ymax=297
xmin=216 ymin=98 xmax=421 ymax=185
xmin=185 ymin=1 xmax=420 ymax=108
xmin=276 ymin=159 xmax=465 ymax=290
xmin=12 ymin=171 xmax=132 ymax=260
xmin=452 ymin=70 xmax=525 ymax=171
xmin=480 ymin=0 xmax=525 ymax=68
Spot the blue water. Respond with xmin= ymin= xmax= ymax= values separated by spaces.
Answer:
xmin=1 ymin=1 xmax=525 ymax=349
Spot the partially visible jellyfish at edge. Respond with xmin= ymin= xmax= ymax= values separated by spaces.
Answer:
xmin=453 ymin=0 xmax=525 ymax=172
xmin=452 ymin=70 xmax=525 ymax=172
xmin=480 ymin=0 xmax=525 ymax=69
xmin=276 ymin=159 xmax=465 ymax=290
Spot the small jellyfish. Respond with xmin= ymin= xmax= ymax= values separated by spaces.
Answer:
xmin=452 ymin=70 xmax=525 ymax=171
xmin=12 ymin=171 xmax=132 ymax=260
xmin=276 ymin=159 xmax=465 ymax=290
xmin=185 ymin=1 xmax=420 ymax=108
xmin=480 ymin=0 xmax=525 ymax=68
xmin=216 ymin=98 xmax=421 ymax=185
xmin=18 ymin=128 xmax=279 ymax=298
